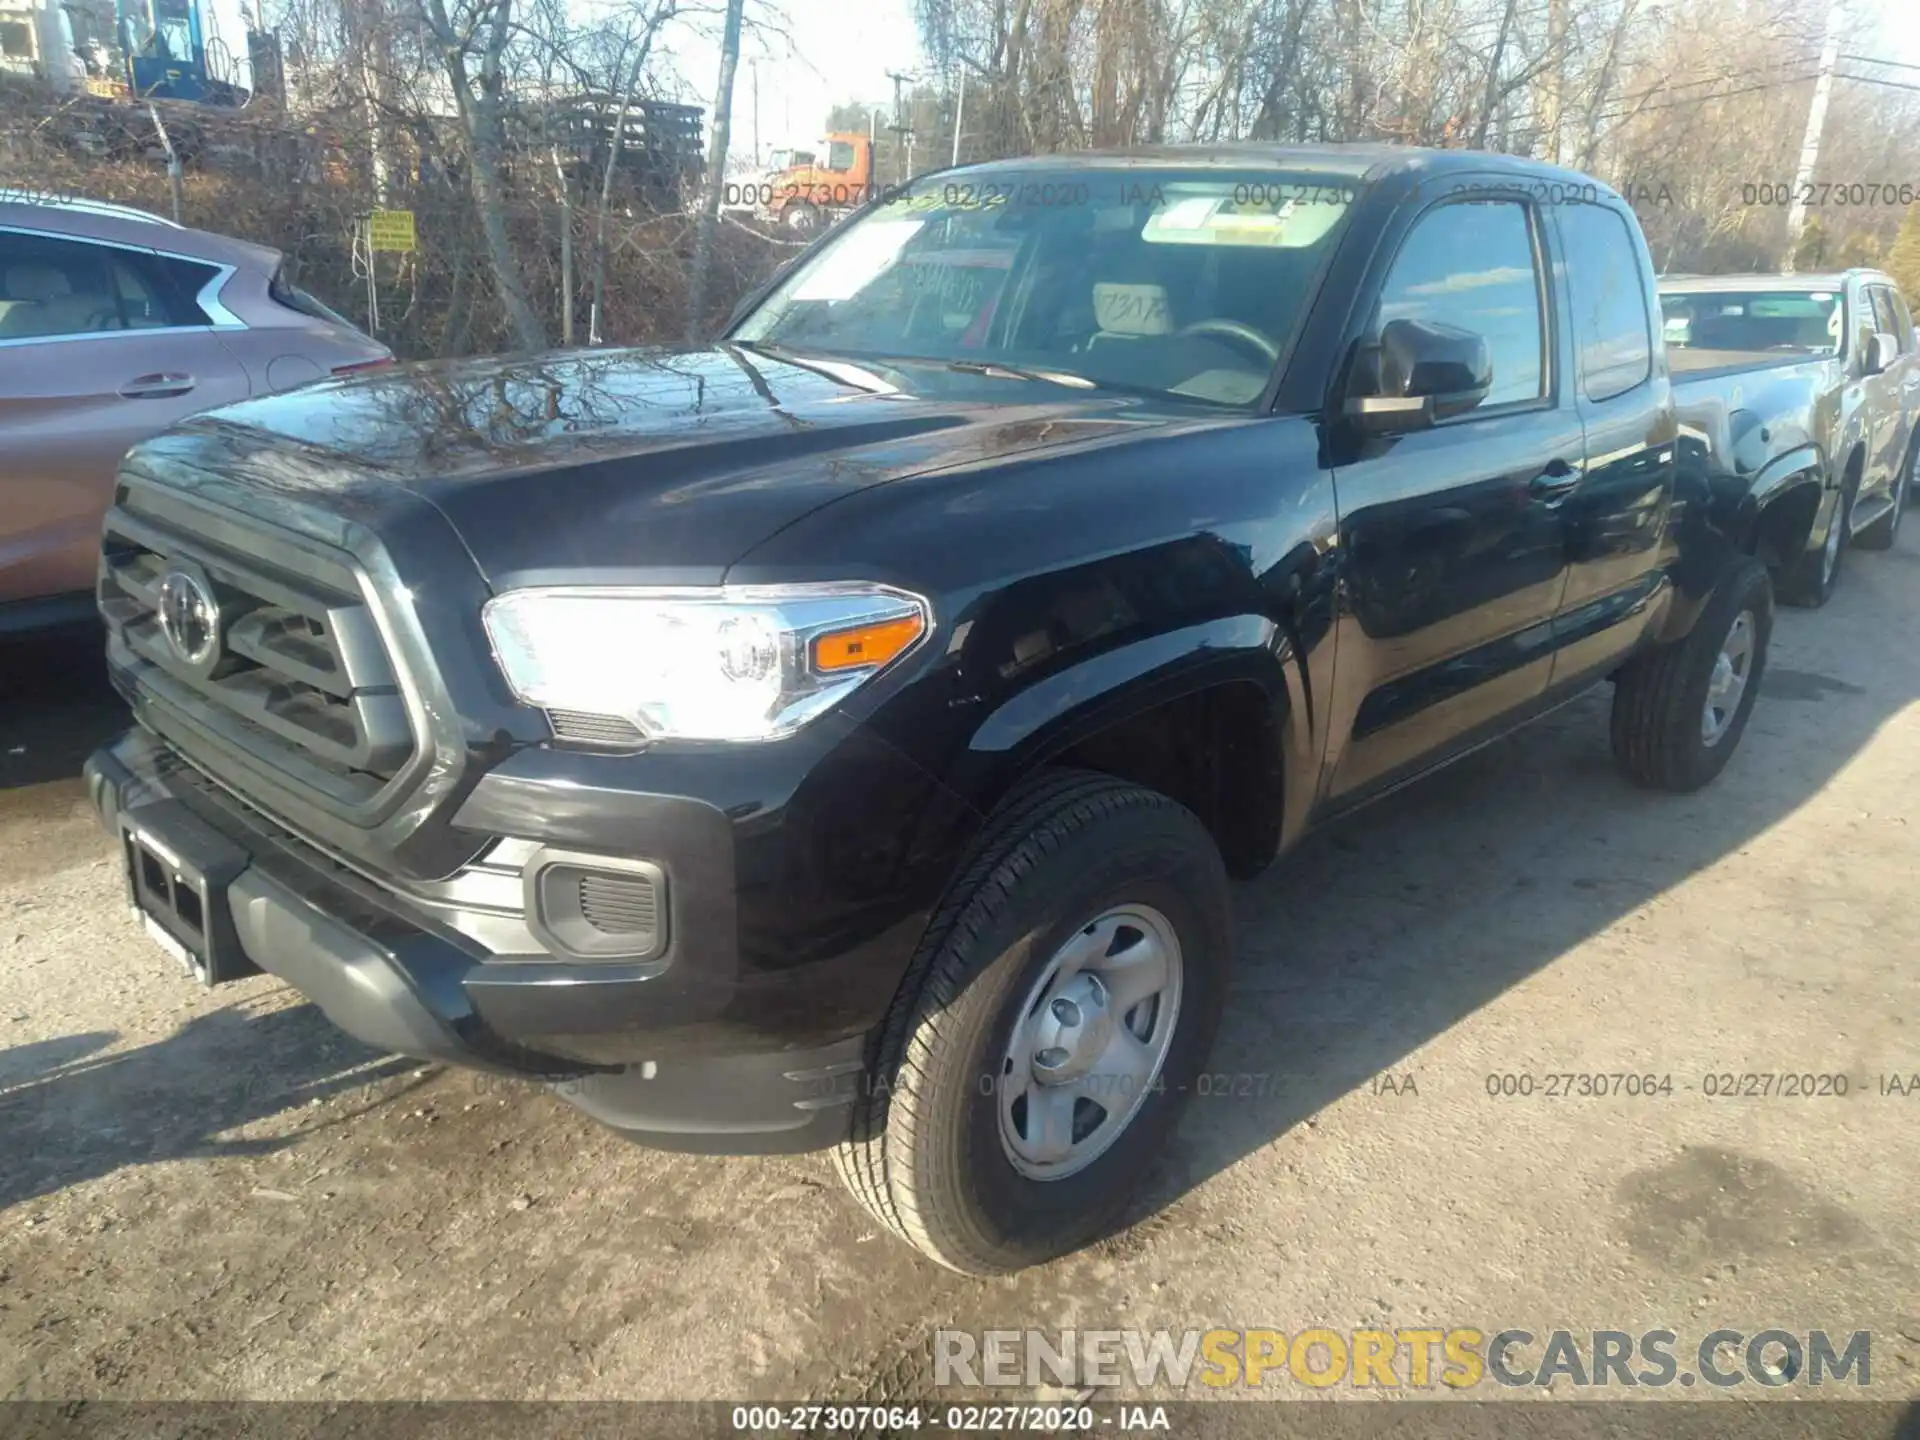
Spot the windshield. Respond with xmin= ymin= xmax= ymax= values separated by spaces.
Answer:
xmin=729 ymin=168 xmax=1358 ymax=406
xmin=1658 ymin=289 xmax=1845 ymax=356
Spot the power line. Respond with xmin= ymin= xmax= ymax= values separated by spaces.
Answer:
xmin=1594 ymin=70 xmax=1821 ymax=123
xmin=1838 ymin=52 xmax=1920 ymax=72
xmin=1599 ymin=54 xmax=1823 ymax=109
xmin=1493 ymin=67 xmax=1822 ymax=144
xmin=1832 ymin=70 xmax=1920 ymax=94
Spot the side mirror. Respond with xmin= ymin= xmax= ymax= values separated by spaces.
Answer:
xmin=1345 ymin=318 xmax=1494 ymax=434
xmin=1863 ymin=331 xmax=1898 ymax=377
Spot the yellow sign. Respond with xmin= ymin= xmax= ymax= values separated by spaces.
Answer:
xmin=368 ymin=209 xmax=416 ymax=253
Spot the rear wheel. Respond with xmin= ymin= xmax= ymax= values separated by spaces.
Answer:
xmin=833 ymin=770 xmax=1231 ymax=1275
xmin=1779 ymin=470 xmax=1856 ymax=607
xmin=1855 ymin=443 xmax=1912 ymax=551
xmin=1611 ymin=556 xmax=1773 ymax=792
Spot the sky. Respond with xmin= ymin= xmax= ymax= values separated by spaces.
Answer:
xmin=192 ymin=0 xmax=1920 ymax=162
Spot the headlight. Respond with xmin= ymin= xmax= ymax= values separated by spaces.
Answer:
xmin=481 ymin=583 xmax=932 ymax=742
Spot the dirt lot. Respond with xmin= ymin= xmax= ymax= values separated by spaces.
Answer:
xmin=4 ymin=536 xmax=1920 ymax=1413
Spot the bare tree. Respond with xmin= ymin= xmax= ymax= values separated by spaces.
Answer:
xmin=685 ymin=0 xmax=745 ymax=342
xmin=417 ymin=0 xmax=549 ymax=349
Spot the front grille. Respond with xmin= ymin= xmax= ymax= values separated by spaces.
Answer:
xmin=578 ymin=872 xmax=660 ymax=937
xmin=101 ymin=503 xmax=416 ymax=813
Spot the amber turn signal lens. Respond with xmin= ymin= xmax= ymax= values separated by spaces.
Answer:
xmin=812 ymin=615 xmax=925 ymax=672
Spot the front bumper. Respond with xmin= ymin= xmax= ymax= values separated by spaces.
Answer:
xmin=86 ymin=728 xmax=871 ymax=1154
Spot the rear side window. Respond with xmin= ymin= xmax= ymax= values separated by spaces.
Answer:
xmin=1376 ymin=200 xmax=1545 ymax=408
xmin=1558 ymin=203 xmax=1653 ymax=402
xmin=1868 ymin=286 xmax=1899 ymax=340
xmin=1888 ymin=289 xmax=1917 ymax=353
xmin=0 ymin=230 xmax=199 ymax=340
xmin=151 ymin=253 xmax=223 ymax=324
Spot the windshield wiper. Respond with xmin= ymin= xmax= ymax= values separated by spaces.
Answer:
xmin=732 ymin=344 xmax=1101 ymax=392
xmin=936 ymin=358 xmax=1097 ymax=388
xmin=851 ymin=354 xmax=1098 ymax=388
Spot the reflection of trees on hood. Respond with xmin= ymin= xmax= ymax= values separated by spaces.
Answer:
xmin=182 ymin=347 xmax=849 ymax=483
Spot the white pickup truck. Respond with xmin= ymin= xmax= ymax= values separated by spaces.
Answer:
xmin=1660 ymin=269 xmax=1920 ymax=606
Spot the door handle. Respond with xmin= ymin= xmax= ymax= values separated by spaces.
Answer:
xmin=1529 ymin=460 xmax=1581 ymax=500
xmin=120 ymin=373 xmax=196 ymax=399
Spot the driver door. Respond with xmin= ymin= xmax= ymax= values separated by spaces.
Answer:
xmin=1321 ymin=194 xmax=1583 ymax=806
xmin=0 ymin=228 xmax=251 ymax=609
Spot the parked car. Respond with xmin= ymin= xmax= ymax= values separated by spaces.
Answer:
xmin=91 ymin=148 xmax=1822 ymax=1275
xmin=0 ymin=192 xmax=391 ymax=634
xmin=1659 ymin=270 xmax=1920 ymax=606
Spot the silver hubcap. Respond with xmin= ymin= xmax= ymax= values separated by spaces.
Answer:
xmin=997 ymin=905 xmax=1183 ymax=1180
xmin=1702 ymin=608 xmax=1755 ymax=747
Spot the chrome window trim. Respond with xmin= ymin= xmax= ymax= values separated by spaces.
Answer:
xmin=0 ymin=224 xmax=246 ymax=337
xmin=0 ymin=321 xmax=233 ymax=351
xmin=0 ymin=193 xmax=183 ymax=227
xmin=190 ymin=264 xmax=243 ymax=327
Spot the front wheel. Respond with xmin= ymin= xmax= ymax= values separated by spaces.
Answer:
xmin=833 ymin=771 xmax=1232 ymax=1275
xmin=1778 ymin=472 xmax=1855 ymax=607
xmin=1610 ymin=556 xmax=1773 ymax=792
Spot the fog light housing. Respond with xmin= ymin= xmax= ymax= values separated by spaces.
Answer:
xmin=525 ymin=850 xmax=667 ymax=962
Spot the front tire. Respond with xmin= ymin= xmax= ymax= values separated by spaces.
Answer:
xmin=833 ymin=771 xmax=1232 ymax=1275
xmin=1779 ymin=470 xmax=1855 ymax=607
xmin=1611 ymin=556 xmax=1772 ymax=792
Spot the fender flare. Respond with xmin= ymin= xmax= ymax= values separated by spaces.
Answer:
xmin=946 ymin=613 xmax=1312 ymax=867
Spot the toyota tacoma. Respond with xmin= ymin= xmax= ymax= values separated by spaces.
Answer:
xmin=88 ymin=146 xmax=1832 ymax=1274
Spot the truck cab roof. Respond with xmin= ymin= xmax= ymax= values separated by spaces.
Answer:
xmin=1661 ymin=269 xmax=1894 ymax=293
xmin=939 ymin=142 xmax=1628 ymax=199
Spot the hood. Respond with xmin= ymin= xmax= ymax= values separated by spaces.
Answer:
xmin=166 ymin=346 xmax=1167 ymax=588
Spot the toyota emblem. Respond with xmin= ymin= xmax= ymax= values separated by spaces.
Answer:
xmin=157 ymin=565 xmax=221 ymax=668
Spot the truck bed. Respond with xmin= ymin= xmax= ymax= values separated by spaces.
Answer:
xmin=1667 ymin=347 xmax=1829 ymax=385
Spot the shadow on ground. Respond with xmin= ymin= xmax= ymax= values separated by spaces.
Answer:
xmin=1099 ymin=542 xmax=1920 ymax=1247
xmin=0 ymin=1002 xmax=415 ymax=1212
xmin=0 ymin=625 xmax=125 ymax=795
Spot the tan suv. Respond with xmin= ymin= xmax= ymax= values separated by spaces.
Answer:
xmin=0 ymin=193 xmax=391 ymax=633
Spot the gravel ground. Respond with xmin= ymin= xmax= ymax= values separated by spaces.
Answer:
xmin=3 ymin=537 xmax=1920 ymax=1411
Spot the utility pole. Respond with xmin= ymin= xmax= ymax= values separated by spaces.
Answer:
xmin=951 ymin=74 xmax=964 ymax=166
xmin=885 ymin=69 xmax=913 ymax=184
xmin=1540 ymin=0 xmax=1568 ymax=164
xmin=1785 ymin=0 xmax=1846 ymax=273
xmin=750 ymin=59 xmax=759 ymax=167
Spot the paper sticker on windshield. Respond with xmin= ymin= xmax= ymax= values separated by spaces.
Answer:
xmin=791 ymin=220 xmax=925 ymax=302
xmin=1142 ymin=194 xmax=1343 ymax=248
xmin=1092 ymin=284 xmax=1173 ymax=336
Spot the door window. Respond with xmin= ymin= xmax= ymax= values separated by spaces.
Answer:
xmin=1887 ymin=289 xmax=1916 ymax=352
xmin=0 ymin=231 xmax=194 ymax=340
xmin=1376 ymin=200 xmax=1546 ymax=408
xmin=1558 ymin=203 xmax=1652 ymax=402
xmin=1868 ymin=286 xmax=1899 ymax=342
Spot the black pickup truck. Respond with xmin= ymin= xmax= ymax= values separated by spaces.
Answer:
xmin=88 ymin=146 xmax=1830 ymax=1275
